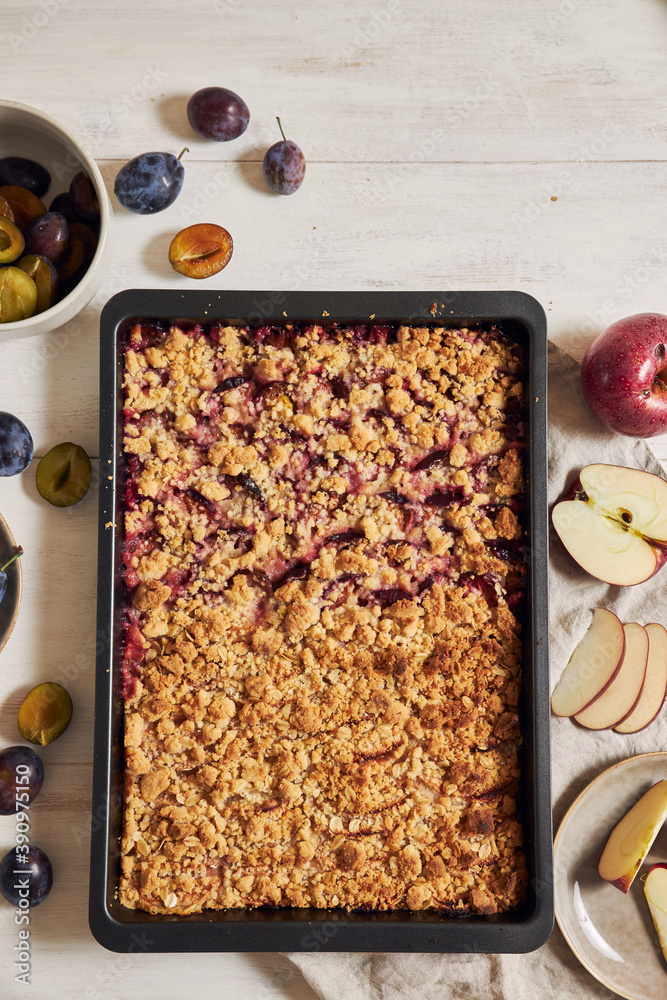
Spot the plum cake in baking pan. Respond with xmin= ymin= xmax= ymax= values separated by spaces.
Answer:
xmin=119 ymin=319 xmax=528 ymax=916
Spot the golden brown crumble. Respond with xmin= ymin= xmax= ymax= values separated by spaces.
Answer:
xmin=119 ymin=320 xmax=527 ymax=916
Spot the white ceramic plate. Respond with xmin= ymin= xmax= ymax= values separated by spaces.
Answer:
xmin=554 ymin=752 xmax=667 ymax=1000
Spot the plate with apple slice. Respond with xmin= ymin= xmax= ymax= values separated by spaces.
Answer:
xmin=555 ymin=753 xmax=667 ymax=1000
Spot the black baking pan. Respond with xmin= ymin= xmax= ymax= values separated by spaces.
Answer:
xmin=90 ymin=289 xmax=552 ymax=953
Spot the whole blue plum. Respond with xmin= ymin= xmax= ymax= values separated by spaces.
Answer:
xmin=0 ymin=412 xmax=33 ymax=476
xmin=263 ymin=119 xmax=305 ymax=195
xmin=0 ymin=846 xmax=52 ymax=908
xmin=114 ymin=150 xmax=186 ymax=214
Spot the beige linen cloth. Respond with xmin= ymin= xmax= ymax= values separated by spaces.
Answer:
xmin=285 ymin=342 xmax=667 ymax=1000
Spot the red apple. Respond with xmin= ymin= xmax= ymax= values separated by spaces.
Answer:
xmin=581 ymin=312 xmax=667 ymax=437
xmin=552 ymin=463 xmax=667 ymax=585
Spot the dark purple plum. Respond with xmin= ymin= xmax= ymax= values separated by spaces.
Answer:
xmin=0 ymin=412 xmax=33 ymax=476
xmin=187 ymin=87 xmax=249 ymax=141
xmin=0 ymin=157 xmax=50 ymax=197
xmin=263 ymin=118 xmax=305 ymax=195
xmin=0 ymin=846 xmax=52 ymax=908
xmin=48 ymin=192 xmax=85 ymax=224
xmin=0 ymin=744 xmax=43 ymax=814
xmin=69 ymin=171 xmax=99 ymax=223
xmin=114 ymin=150 xmax=186 ymax=214
xmin=23 ymin=212 xmax=69 ymax=264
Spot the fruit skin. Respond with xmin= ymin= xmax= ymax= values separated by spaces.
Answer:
xmin=22 ymin=211 xmax=69 ymax=265
xmin=114 ymin=151 xmax=185 ymax=215
xmin=598 ymin=778 xmax=667 ymax=892
xmin=49 ymin=192 xmax=85 ymax=225
xmin=0 ymin=745 xmax=44 ymax=815
xmin=17 ymin=682 xmax=73 ymax=746
xmin=69 ymin=171 xmax=99 ymax=224
xmin=0 ymin=157 xmax=50 ymax=198
xmin=0 ymin=412 xmax=34 ymax=475
xmin=551 ymin=463 xmax=667 ymax=586
xmin=187 ymin=87 xmax=249 ymax=141
xmin=582 ymin=313 xmax=667 ymax=437
xmin=168 ymin=223 xmax=233 ymax=279
xmin=0 ymin=846 xmax=52 ymax=908
xmin=263 ymin=118 xmax=305 ymax=195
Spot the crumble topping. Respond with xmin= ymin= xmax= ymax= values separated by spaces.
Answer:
xmin=119 ymin=320 xmax=528 ymax=916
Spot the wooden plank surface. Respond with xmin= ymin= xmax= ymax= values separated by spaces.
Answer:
xmin=3 ymin=0 xmax=667 ymax=997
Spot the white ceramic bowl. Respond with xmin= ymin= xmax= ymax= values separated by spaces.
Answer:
xmin=0 ymin=100 xmax=110 ymax=339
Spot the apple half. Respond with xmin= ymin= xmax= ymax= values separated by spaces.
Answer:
xmin=644 ymin=863 xmax=667 ymax=964
xmin=574 ymin=622 xmax=648 ymax=730
xmin=552 ymin=463 xmax=667 ymax=586
xmin=551 ymin=607 xmax=625 ymax=717
xmin=598 ymin=779 xmax=667 ymax=892
xmin=614 ymin=623 xmax=667 ymax=734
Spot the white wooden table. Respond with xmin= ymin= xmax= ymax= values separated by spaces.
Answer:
xmin=3 ymin=0 xmax=667 ymax=996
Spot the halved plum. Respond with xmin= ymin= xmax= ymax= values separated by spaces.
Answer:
xmin=17 ymin=254 xmax=58 ymax=314
xmin=168 ymin=223 xmax=233 ymax=279
xmin=0 ymin=215 xmax=24 ymax=264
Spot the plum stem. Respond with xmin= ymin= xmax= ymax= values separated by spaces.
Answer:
xmin=276 ymin=117 xmax=287 ymax=142
xmin=177 ymin=147 xmax=189 ymax=162
xmin=0 ymin=545 xmax=23 ymax=573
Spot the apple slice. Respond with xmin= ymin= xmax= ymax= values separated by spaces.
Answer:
xmin=574 ymin=622 xmax=648 ymax=730
xmin=552 ymin=463 xmax=667 ymax=586
xmin=614 ymin=623 xmax=667 ymax=734
xmin=551 ymin=607 xmax=625 ymax=717
xmin=598 ymin=779 xmax=667 ymax=892
xmin=644 ymin=863 xmax=667 ymax=963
